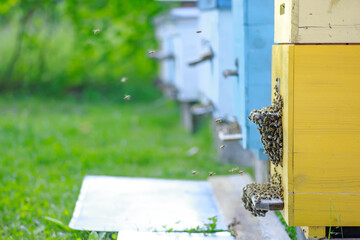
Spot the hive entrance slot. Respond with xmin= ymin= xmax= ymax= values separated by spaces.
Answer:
xmin=280 ymin=3 xmax=285 ymax=15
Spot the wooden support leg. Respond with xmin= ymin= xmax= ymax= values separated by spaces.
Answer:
xmin=180 ymin=101 xmax=195 ymax=133
xmin=301 ymin=226 xmax=326 ymax=240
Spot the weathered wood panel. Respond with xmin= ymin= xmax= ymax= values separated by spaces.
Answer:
xmin=274 ymin=0 xmax=360 ymax=43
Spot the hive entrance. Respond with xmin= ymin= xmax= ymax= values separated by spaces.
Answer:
xmin=242 ymin=83 xmax=284 ymax=216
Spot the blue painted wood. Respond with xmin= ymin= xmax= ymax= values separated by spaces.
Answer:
xmin=198 ymin=0 xmax=231 ymax=10
xmin=232 ymin=0 xmax=274 ymax=156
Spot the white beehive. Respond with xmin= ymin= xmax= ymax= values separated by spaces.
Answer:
xmin=154 ymin=8 xmax=201 ymax=102
xmin=194 ymin=2 xmax=234 ymax=118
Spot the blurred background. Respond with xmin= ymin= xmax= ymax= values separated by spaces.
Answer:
xmin=0 ymin=1 xmax=239 ymax=239
xmin=0 ymin=0 xmax=170 ymax=99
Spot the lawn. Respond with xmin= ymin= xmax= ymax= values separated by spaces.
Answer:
xmin=0 ymin=94 xmax=239 ymax=239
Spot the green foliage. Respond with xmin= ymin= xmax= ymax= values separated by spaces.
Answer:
xmin=328 ymin=200 xmax=344 ymax=239
xmin=163 ymin=216 xmax=229 ymax=235
xmin=0 ymin=0 xmax=169 ymax=93
xmin=0 ymin=95 xmax=238 ymax=239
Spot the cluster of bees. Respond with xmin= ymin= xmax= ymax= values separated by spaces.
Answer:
xmin=242 ymin=168 xmax=283 ymax=217
xmin=242 ymin=83 xmax=284 ymax=216
xmin=248 ymin=84 xmax=283 ymax=167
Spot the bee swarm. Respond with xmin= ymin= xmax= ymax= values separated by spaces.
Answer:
xmin=242 ymin=84 xmax=284 ymax=217
xmin=242 ymin=170 xmax=283 ymax=217
xmin=248 ymin=84 xmax=283 ymax=167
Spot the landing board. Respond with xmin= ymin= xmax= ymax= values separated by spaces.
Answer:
xmin=69 ymin=175 xmax=229 ymax=233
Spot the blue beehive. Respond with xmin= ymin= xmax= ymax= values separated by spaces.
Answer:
xmin=192 ymin=0 xmax=234 ymax=119
xmin=231 ymin=0 xmax=274 ymax=158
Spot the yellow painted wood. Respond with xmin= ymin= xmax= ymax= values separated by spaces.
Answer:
xmin=293 ymin=45 xmax=360 ymax=195
xmin=301 ymin=226 xmax=326 ymax=239
xmin=271 ymin=45 xmax=295 ymax=226
xmin=295 ymin=193 xmax=360 ymax=226
xmin=274 ymin=0 xmax=360 ymax=43
xmin=272 ymin=45 xmax=360 ymax=227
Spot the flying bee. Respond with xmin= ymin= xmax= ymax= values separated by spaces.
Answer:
xmin=93 ymin=29 xmax=101 ymax=35
xmin=121 ymin=77 xmax=127 ymax=83
xmin=220 ymin=145 xmax=225 ymax=149
xmin=196 ymin=30 xmax=202 ymax=33
xmin=148 ymin=50 xmax=155 ymax=55
xmin=209 ymin=171 xmax=216 ymax=176
xmin=192 ymin=170 xmax=199 ymax=175
xmin=229 ymin=168 xmax=238 ymax=173
xmin=215 ymin=118 xmax=222 ymax=123
xmin=124 ymin=95 xmax=131 ymax=100
xmin=239 ymin=170 xmax=245 ymax=174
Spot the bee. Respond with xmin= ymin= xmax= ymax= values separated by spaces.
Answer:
xmin=209 ymin=171 xmax=216 ymax=176
xmin=215 ymin=118 xmax=222 ymax=123
xmin=93 ymin=29 xmax=101 ymax=35
xmin=148 ymin=50 xmax=155 ymax=55
xmin=196 ymin=30 xmax=202 ymax=33
xmin=220 ymin=145 xmax=225 ymax=149
xmin=121 ymin=77 xmax=127 ymax=83
xmin=123 ymin=95 xmax=131 ymax=100
xmin=192 ymin=170 xmax=199 ymax=175
xmin=229 ymin=168 xmax=238 ymax=173
xmin=239 ymin=170 xmax=245 ymax=174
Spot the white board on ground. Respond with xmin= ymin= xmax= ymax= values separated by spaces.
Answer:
xmin=117 ymin=232 xmax=233 ymax=239
xmin=69 ymin=175 xmax=230 ymax=235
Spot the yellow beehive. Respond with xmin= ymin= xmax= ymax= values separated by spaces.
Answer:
xmin=274 ymin=0 xmax=360 ymax=43
xmin=271 ymin=44 xmax=360 ymax=237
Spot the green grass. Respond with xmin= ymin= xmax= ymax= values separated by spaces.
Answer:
xmin=276 ymin=211 xmax=297 ymax=240
xmin=0 ymin=94 xmax=240 ymax=239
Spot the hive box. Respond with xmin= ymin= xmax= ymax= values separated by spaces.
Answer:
xmin=154 ymin=13 xmax=176 ymax=95
xmin=272 ymin=45 xmax=360 ymax=230
xmin=154 ymin=8 xmax=200 ymax=102
xmin=232 ymin=0 xmax=274 ymax=154
xmin=274 ymin=0 xmax=360 ymax=43
xmin=196 ymin=0 xmax=234 ymax=118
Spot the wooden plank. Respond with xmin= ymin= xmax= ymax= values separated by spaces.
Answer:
xmin=208 ymin=175 xmax=291 ymax=240
xmin=293 ymin=45 xmax=360 ymax=194
xmin=301 ymin=226 xmax=326 ymax=240
xmin=275 ymin=0 xmax=360 ymax=43
xmin=271 ymin=45 xmax=295 ymax=226
xmin=291 ymin=45 xmax=360 ymax=226
xmin=294 ymin=193 xmax=360 ymax=226
xmin=274 ymin=0 xmax=299 ymax=43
